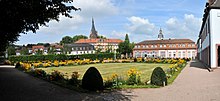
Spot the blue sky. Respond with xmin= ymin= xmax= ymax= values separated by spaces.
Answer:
xmin=16 ymin=0 xmax=207 ymax=45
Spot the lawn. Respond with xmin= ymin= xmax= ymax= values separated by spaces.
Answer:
xmin=40 ymin=63 xmax=171 ymax=82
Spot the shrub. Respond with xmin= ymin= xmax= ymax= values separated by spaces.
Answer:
xmin=150 ymin=67 xmax=167 ymax=86
xmin=69 ymin=72 xmax=80 ymax=86
xmin=15 ymin=62 xmax=21 ymax=68
xmin=82 ymin=67 xmax=103 ymax=91
xmin=32 ymin=69 xmax=47 ymax=77
xmin=49 ymin=70 xmax=64 ymax=81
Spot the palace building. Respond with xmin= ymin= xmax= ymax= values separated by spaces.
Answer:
xmin=197 ymin=0 xmax=220 ymax=68
xmin=133 ymin=29 xmax=197 ymax=59
xmin=75 ymin=18 xmax=123 ymax=52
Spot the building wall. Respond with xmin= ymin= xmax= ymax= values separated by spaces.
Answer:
xmin=133 ymin=49 xmax=196 ymax=59
xmin=210 ymin=9 xmax=220 ymax=67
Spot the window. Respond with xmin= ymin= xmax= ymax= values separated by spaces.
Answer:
xmin=188 ymin=51 xmax=191 ymax=58
xmin=160 ymin=44 xmax=163 ymax=48
xmin=183 ymin=51 xmax=186 ymax=57
xmin=164 ymin=45 xmax=166 ymax=47
xmin=188 ymin=44 xmax=191 ymax=47
xmin=178 ymin=51 xmax=181 ymax=58
xmin=154 ymin=45 xmax=157 ymax=48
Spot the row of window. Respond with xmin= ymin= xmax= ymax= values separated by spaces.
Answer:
xmin=71 ymin=47 xmax=94 ymax=51
xmin=134 ymin=51 xmax=196 ymax=58
xmin=135 ymin=44 xmax=196 ymax=49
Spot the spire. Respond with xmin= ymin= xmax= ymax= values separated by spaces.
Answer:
xmin=90 ymin=17 xmax=98 ymax=39
xmin=158 ymin=28 xmax=164 ymax=40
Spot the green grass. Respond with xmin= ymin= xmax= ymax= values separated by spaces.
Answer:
xmin=40 ymin=63 xmax=171 ymax=82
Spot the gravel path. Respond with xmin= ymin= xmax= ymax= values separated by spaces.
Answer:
xmin=103 ymin=60 xmax=220 ymax=101
xmin=0 ymin=60 xmax=220 ymax=101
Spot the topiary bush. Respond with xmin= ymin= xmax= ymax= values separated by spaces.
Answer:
xmin=150 ymin=67 xmax=167 ymax=86
xmin=82 ymin=67 xmax=103 ymax=91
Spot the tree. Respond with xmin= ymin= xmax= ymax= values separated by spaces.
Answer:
xmin=60 ymin=36 xmax=73 ymax=45
xmin=0 ymin=0 xmax=80 ymax=53
xmin=97 ymin=35 xmax=107 ymax=39
xmin=72 ymin=35 xmax=88 ymax=42
xmin=7 ymin=45 xmax=16 ymax=56
xmin=20 ymin=47 xmax=29 ymax=55
xmin=117 ymin=34 xmax=133 ymax=56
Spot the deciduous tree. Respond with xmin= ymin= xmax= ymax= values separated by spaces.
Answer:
xmin=0 ymin=0 xmax=79 ymax=53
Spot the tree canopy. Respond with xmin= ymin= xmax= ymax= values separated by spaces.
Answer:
xmin=60 ymin=36 xmax=73 ymax=45
xmin=72 ymin=35 xmax=88 ymax=42
xmin=0 ymin=0 xmax=79 ymax=53
xmin=117 ymin=34 xmax=133 ymax=55
xmin=60 ymin=35 xmax=88 ymax=45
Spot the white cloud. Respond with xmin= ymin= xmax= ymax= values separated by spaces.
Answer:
xmin=73 ymin=0 xmax=118 ymax=18
xmin=126 ymin=16 xmax=156 ymax=35
xmin=37 ymin=15 xmax=84 ymax=35
xmin=165 ymin=14 xmax=201 ymax=41
xmin=109 ymin=30 xmax=130 ymax=40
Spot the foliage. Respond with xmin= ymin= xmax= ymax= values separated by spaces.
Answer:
xmin=82 ymin=67 xmax=103 ymax=91
xmin=49 ymin=70 xmax=65 ymax=81
xmin=127 ymin=68 xmax=141 ymax=85
xmin=60 ymin=36 xmax=73 ymax=45
xmin=9 ymin=53 xmax=120 ymax=63
xmin=72 ymin=35 xmax=88 ymax=42
xmin=69 ymin=72 xmax=80 ymax=86
xmin=117 ymin=34 xmax=133 ymax=55
xmin=151 ymin=67 xmax=167 ymax=86
xmin=0 ymin=0 xmax=79 ymax=52
xmin=32 ymin=69 xmax=47 ymax=77
xmin=7 ymin=45 xmax=16 ymax=56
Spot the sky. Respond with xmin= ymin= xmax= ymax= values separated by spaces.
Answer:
xmin=16 ymin=0 xmax=207 ymax=45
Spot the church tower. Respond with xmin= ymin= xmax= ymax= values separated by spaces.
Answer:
xmin=89 ymin=18 xmax=98 ymax=39
xmin=158 ymin=28 xmax=164 ymax=40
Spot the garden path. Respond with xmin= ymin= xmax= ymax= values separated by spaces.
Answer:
xmin=1 ymin=60 xmax=220 ymax=101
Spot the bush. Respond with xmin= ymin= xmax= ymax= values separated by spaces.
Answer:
xmin=32 ymin=69 xmax=47 ymax=77
xmin=82 ymin=67 xmax=103 ymax=91
xmin=15 ymin=62 xmax=21 ymax=68
xmin=69 ymin=72 xmax=80 ymax=86
xmin=150 ymin=67 xmax=167 ymax=86
xmin=49 ymin=70 xmax=65 ymax=81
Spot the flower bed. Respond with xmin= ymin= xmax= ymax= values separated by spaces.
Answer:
xmin=14 ymin=58 xmax=188 ymax=91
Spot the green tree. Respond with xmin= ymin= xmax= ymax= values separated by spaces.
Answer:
xmin=60 ymin=36 xmax=73 ymax=45
xmin=72 ymin=35 xmax=88 ymax=42
xmin=117 ymin=34 xmax=133 ymax=55
xmin=97 ymin=35 xmax=107 ymax=39
xmin=0 ymin=0 xmax=80 ymax=53
xmin=20 ymin=47 xmax=29 ymax=55
xmin=7 ymin=45 xmax=16 ymax=56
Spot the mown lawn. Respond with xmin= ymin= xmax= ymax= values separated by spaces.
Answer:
xmin=40 ymin=63 xmax=171 ymax=82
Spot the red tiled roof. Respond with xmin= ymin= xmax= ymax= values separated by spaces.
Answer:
xmin=75 ymin=38 xmax=123 ymax=43
xmin=136 ymin=39 xmax=195 ymax=45
xmin=32 ymin=45 xmax=44 ymax=51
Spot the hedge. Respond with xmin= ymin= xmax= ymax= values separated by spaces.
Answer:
xmin=9 ymin=53 xmax=120 ymax=63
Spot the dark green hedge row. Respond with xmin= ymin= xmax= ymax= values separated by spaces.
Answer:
xmin=9 ymin=53 xmax=120 ymax=62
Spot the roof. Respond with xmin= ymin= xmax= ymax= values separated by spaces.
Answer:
xmin=65 ymin=43 xmax=94 ymax=47
xmin=75 ymin=38 xmax=123 ymax=44
xmin=32 ymin=45 xmax=44 ymax=49
xmin=199 ymin=0 xmax=220 ymax=37
xmin=136 ymin=39 xmax=195 ymax=45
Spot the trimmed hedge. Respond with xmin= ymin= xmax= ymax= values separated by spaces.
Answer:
xmin=9 ymin=53 xmax=120 ymax=63
xmin=150 ymin=67 xmax=167 ymax=86
xmin=82 ymin=67 xmax=103 ymax=91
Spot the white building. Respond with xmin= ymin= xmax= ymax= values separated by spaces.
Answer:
xmin=197 ymin=0 xmax=220 ymax=68
xmin=133 ymin=29 xmax=197 ymax=59
xmin=64 ymin=43 xmax=95 ymax=55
